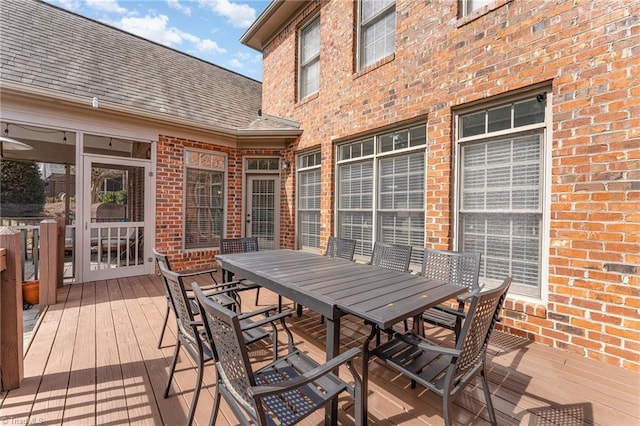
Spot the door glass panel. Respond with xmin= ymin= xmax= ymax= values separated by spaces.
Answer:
xmin=251 ymin=178 xmax=276 ymax=250
xmin=89 ymin=163 xmax=145 ymax=271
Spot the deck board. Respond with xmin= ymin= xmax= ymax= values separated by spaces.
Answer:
xmin=2 ymin=275 xmax=639 ymax=425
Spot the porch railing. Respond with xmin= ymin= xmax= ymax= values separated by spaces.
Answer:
xmin=0 ymin=218 xmax=76 ymax=282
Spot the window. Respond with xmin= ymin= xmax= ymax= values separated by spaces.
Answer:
xmin=358 ymin=0 xmax=395 ymax=69
xmin=297 ymin=152 xmax=322 ymax=250
xmin=455 ymin=92 xmax=548 ymax=298
xmin=184 ymin=151 xmax=225 ymax=249
xmin=336 ymin=124 xmax=426 ymax=263
xmin=459 ymin=0 xmax=491 ymax=17
xmin=299 ymin=16 xmax=320 ymax=100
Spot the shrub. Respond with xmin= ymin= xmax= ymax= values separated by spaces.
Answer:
xmin=0 ymin=160 xmax=45 ymax=216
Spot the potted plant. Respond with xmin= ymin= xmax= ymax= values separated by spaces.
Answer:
xmin=22 ymin=280 xmax=39 ymax=305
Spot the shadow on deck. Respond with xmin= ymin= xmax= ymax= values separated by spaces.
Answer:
xmin=3 ymin=274 xmax=639 ymax=425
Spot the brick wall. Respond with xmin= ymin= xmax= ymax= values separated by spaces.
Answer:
xmin=155 ymin=136 xmax=287 ymax=271
xmin=259 ymin=0 xmax=639 ymax=369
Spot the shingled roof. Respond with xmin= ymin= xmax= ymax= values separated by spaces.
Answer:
xmin=0 ymin=0 xmax=299 ymax=135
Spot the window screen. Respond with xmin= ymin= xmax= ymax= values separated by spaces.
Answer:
xmin=337 ymin=123 xmax=426 ymax=263
xmin=185 ymin=151 xmax=225 ymax=249
xmin=297 ymin=152 xmax=321 ymax=250
xmin=459 ymin=132 xmax=543 ymax=297
xmin=359 ymin=0 xmax=396 ymax=69
xmin=299 ymin=16 xmax=320 ymax=99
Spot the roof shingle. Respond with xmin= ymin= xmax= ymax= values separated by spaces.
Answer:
xmin=0 ymin=0 xmax=297 ymax=134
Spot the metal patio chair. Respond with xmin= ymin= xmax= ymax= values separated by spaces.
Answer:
xmin=369 ymin=241 xmax=413 ymax=272
xmin=311 ymin=236 xmax=357 ymax=320
xmin=419 ymin=248 xmax=481 ymax=337
xmin=193 ymin=283 xmax=364 ymax=426
xmin=219 ymin=237 xmax=262 ymax=305
xmin=153 ymin=248 xmax=227 ymax=349
xmin=372 ymin=277 xmax=512 ymax=426
xmin=325 ymin=235 xmax=357 ymax=261
xmin=157 ymin=261 xmax=290 ymax=426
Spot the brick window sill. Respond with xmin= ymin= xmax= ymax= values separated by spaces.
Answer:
xmin=353 ymin=53 xmax=395 ymax=79
xmin=504 ymin=296 xmax=547 ymax=319
xmin=456 ymin=0 xmax=513 ymax=28
xmin=295 ymin=92 xmax=319 ymax=108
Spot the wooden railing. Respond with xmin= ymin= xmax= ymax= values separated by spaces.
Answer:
xmin=0 ymin=220 xmax=63 ymax=391
xmin=0 ymin=228 xmax=23 ymax=392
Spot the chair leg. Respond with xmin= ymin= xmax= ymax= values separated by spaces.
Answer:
xmin=186 ymin=356 xmax=204 ymax=426
xmin=481 ymin=365 xmax=497 ymax=425
xmin=208 ymin=377 xmax=222 ymax=426
xmin=254 ymin=287 xmax=260 ymax=305
xmin=164 ymin=340 xmax=181 ymax=398
xmin=158 ymin=304 xmax=170 ymax=349
xmin=442 ymin=392 xmax=452 ymax=426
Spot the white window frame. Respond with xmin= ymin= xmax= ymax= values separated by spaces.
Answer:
xmin=298 ymin=15 xmax=320 ymax=101
xmin=357 ymin=0 xmax=396 ymax=70
xmin=296 ymin=151 xmax=322 ymax=251
xmin=184 ymin=149 xmax=227 ymax=250
xmin=453 ymin=89 xmax=552 ymax=301
xmin=335 ymin=124 xmax=427 ymax=265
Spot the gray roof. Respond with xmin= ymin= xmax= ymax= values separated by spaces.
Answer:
xmin=0 ymin=0 xmax=298 ymax=134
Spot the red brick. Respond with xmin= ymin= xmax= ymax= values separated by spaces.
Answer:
xmin=257 ymin=0 xmax=639 ymax=370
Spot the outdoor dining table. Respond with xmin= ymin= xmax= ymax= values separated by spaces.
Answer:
xmin=215 ymin=249 xmax=466 ymax=426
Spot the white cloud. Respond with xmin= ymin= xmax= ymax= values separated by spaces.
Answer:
xmin=198 ymin=0 xmax=256 ymax=29
xmin=166 ymin=0 xmax=192 ymax=15
xmin=235 ymin=51 xmax=261 ymax=63
xmin=114 ymin=13 xmax=226 ymax=57
xmin=52 ymin=0 xmax=81 ymax=10
xmin=85 ymin=0 xmax=126 ymax=14
xmin=229 ymin=59 xmax=243 ymax=68
xmin=116 ymin=15 xmax=186 ymax=47
xmin=196 ymin=39 xmax=226 ymax=54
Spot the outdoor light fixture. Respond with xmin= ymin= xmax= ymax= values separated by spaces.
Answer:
xmin=281 ymin=159 xmax=291 ymax=170
xmin=0 ymin=124 xmax=33 ymax=158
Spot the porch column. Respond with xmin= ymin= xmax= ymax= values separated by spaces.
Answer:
xmin=39 ymin=219 xmax=62 ymax=306
xmin=0 ymin=227 xmax=24 ymax=391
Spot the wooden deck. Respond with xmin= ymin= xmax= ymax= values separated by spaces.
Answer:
xmin=2 ymin=274 xmax=639 ymax=425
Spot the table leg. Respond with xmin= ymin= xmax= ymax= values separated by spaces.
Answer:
xmin=361 ymin=323 xmax=378 ymax=426
xmin=325 ymin=316 xmax=340 ymax=426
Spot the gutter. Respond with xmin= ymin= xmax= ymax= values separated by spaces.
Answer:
xmin=0 ymin=80 xmax=300 ymax=140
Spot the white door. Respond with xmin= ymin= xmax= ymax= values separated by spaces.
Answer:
xmin=82 ymin=156 xmax=152 ymax=280
xmin=246 ymin=175 xmax=279 ymax=250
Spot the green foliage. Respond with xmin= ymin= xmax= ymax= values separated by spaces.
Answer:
xmin=98 ymin=189 xmax=127 ymax=204
xmin=0 ymin=160 xmax=45 ymax=216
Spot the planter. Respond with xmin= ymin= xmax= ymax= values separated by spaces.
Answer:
xmin=22 ymin=280 xmax=39 ymax=305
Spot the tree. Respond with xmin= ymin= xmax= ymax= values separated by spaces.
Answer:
xmin=0 ymin=159 xmax=45 ymax=216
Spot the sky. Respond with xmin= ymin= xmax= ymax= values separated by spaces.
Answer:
xmin=44 ymin=0 xmax=272 ymax=81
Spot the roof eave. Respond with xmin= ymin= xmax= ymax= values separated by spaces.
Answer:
xmin=1 ymin=80 xmax=301 ymax=142
xmin=240 ymin=0 xmax=307 ymax=51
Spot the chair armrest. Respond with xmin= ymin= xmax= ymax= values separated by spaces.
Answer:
xmin=240 ymin=310 xmax=293 ymax=331
xmin=394 ymin=331 xmax=461 ymax=357
xmin=238 ymin=305 xmax=277 ymax=320
xmin=187 ymin=284 xmax=245 ymax=300
xmin=178 ymin=268 xmax=217 ymax=279
xmin=249 ymin=347 xmax=361 ymax=398
xmin=432 ymin=305 xmax=467 ymax=318
xmin=455 ymin=291 xmax=475 ymax=303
